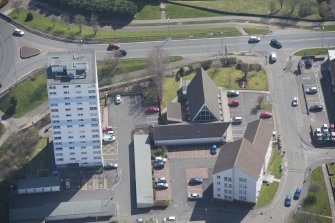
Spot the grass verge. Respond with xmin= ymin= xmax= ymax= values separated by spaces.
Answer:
xmin=327 ymin=162 xmax=335 ymax=175
xmin=0 ymin=73 xmax=47 ymax=118
xmin=243 ymin=27 xmax=268 ymax=35
xmin=98 ymin=56 xmax=183 ymax=79
xmin=162 ymin=77 xmax=180 ymax=108
xmin=166 ymin=2 xmax=223 ymax=19
xmin=267 ymin=147 xmax=282 ymax=179
xmin=294 ymin=47 xmax=335 ymax=57
xmin=255 ymin=182 xmax=279 ymax=208
xmin=302 ymin=167 xmax=331 ymax=217
xmin=10 ymin=9 xmax=240 ymax=42
xmin=0 ymin=122 xmax=5 ymax=138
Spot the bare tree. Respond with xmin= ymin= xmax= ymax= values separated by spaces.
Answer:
xmin=50 ymin=15 xmax=57 ymax=28
xmin=61 ymin=14 xmax=70 ymax=29
xmin=257 ymin=95 xmax=266 ymax=106
xmin=290 ymin=0 xmax=297 ymax=12
xmin=299 ymin=0 xmax=318 ymax=17
xmin=11 ymin=0 xmax=23 ymax=16
xmin=145 ymin=47 xmax=169 ymax=104
xmin=269 ymin=1 xmax=276 ymax=13
xmin=90 ymin=14 xmax=99 ymax=35
xmin=74 ymin=14 xmax=86 ymax=33
xmin=209 ymin=58 xmax=221 ymax=78
xmin=319 ymin=1 xmax=332 ymax=20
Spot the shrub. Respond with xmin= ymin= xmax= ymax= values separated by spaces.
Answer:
xmin=25 ymin=11 xmax=33 ymax=22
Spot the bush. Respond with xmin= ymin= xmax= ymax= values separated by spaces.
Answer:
xmin=25 ymin=11 xmax=33 ymax=22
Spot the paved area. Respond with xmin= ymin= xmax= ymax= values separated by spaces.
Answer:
xmin=186 ymin=168 xmax=209 ymax=194
xmin=168 ymin=145 xmax=220 ymax=159
xmin=154 ymin=160 xmax=171 ymax=201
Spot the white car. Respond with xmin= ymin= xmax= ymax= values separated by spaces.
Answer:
xmin=155 ymin=177 xmax=167 ymax=183
xmin=103 ymin=134 xmax=116 ymax=142
xmin=227 ymin=90 xmax=240 ymax=97
xmin=305 ymin=87 xmax=318 ymax=94
xmin=322 ymin=124 xmax=329 ymax=133
xmin=292 ymin=97 xmax=298 ymax=107
xmin=156 ymin=182 xmax=169 ymax=189
xmin=163 ymin=216 xmax=176 ymax=222
xmin=13 ymin=28 xmax=24 ymax=36
xmin=270 ymin=52 xmax=277 ymax=62
xmin=155 ymin=156 xmax=167 ymax=163
xmin=104 ymin=162 xmax=118 ymax=169
xmin=248 ymin=36 xmax=261 ymax=43
xmin=115 ymin=94 xmax=122 ymax=104
xmin=188 ymin=193 xmax=203 ymax=199
xmin=315 ymin=128 xmax=322 ymax=138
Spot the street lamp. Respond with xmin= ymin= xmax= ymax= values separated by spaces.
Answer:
xmin=167 ymin=17 xmax=170 ymax=39
xmin=322 ymin=26 xmax=325 ymax=48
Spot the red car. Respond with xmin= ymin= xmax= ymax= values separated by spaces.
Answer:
xmin=146 ymin=106 xmax=160 ymax=113
xmin=260 ymin=111 xmax=272 ymax=119
xmin=228 ymin=100 xmax=239 ymax=107
xmin=107 ymin=42 xmax=120 ymax=51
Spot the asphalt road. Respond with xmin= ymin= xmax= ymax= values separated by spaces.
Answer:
xmin=2 ymin=18 xmax=335 ymax=222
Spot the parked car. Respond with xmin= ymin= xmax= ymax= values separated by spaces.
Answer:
xmin=322 ymin=124 xmax=329 ymax=133
xmin=260 ymin=111 xmax=272 ymax=119
xmin=135 ymin=219 xmax=144 ymax=223
xmin=163 ymin=216 xmax=176 ymax=222
xmin=227 ymin=90 xmax=239 ymax=97
xmin=188 ymin=193 xmax=203 ymax=199
xmin=155 ymin=156 xmax=167 ymax=163
xmin=107 ymin=42 xmax=120 ymax=51
xmin=305 ymin=58 xmax=313 ymax=69
xmin=292 ymin=97 xmax=298 ymax=107
xmin=65 ymin=179 xmax=71 ymax=189
xmin=102 ymin=126 xmax=113 ymax=132
xmin=13 ymin=28 xmax=24 ymax=36
xmin=115 ymin=49 xmax=127 ymax=57
xmin=146 ymin=106 xmax=160 ymax=113
xmin=309 ymin=105 xmax=323 ymax=112
xmin=270 ymin=52 xmax=277 ymax=62
xmin=153 ymin=161 xmax=164 ymax=169
xmin=285 ymin=195 xmax=292 ymax=207
xmin=228 ymin=99 xmax=239 ymax=107
xmin=231 ymin=116 xmax=243 ymax=125
xmin=315 ymin=128 xmax=322 ymax=138
xmin=305 ymin=87 xmax=318 ymax=94
xmin=211 ymin=144 xmax=217 ymax=155
xmin=155 ymin=177 xmax=167 ymax=183
xmin=329 ymin=124 xmax=335 ymax=133
xmin=104 ymin=162 xmax=118 ymax=169
xmin=293 ymin=188 xmax=301 ymax=200
xmin=248 ymin=36 xmax=261 ymax=43
xmin=189 ymin=178 xmax=203 ymax=185
xmin=156 ymin=182 xmax=169 ymax=189
xmin=115 ymin=94 xmax=122 ymax=104
xmin=103 ymin=134 xmax=116 ymax=142
xmin=270 ymin=39 xmax=282 ymax=48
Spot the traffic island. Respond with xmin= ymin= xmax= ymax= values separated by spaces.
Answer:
xmin=20 ymin=46 xmax=40 ymax=59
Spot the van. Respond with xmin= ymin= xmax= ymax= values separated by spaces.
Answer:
xmin=232 ymin=117 xmax=242 ymax=125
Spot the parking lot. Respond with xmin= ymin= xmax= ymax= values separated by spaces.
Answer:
xmin=186 ymin=168 xmax=209 ymax=195
xmin=228 ymin=92 xmax=274 ymax=140
xmin=168 ymin=144 xmax=220 ymax=159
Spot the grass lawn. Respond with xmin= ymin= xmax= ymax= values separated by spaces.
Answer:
xmin=176 ymin=0 xmax=322 ymax=20
xmin=98 ymin=56 xmax=182 ymax=79
xmin=134 ymin=2 xmax=161 ymax=20
xmin=327 ymin=162 xmax=335 ymax=175
xmin=294 ymin=47 xmax=335 ymax=56
xmin=258 ymin=102 xmax=272 ymax=110
xmin=243 ymin=28 xmax=268 ymax=35
xmin=166 ymin=2 xmax=223 ymax=19
xmin=0 ymin=122 xmax=5 ymax=138
xmin=332 ymin=177 xmax=335 ymax=191
xmin=10 ymin=9 xmax=240 ymax=42
xmin=162 ymin=77 xmax=180 ymax=107
xmin=182 ymin=67 xmax=268 ymax=90
xmin=255 ymin=182 xmax=279 ymax=208
xmin=324 ymin=25 xmax=335 ymax=31
xmin=267 ymin=147 xmax=282 ymax=179
xmin=302 ymin=167 xmax=331 ymax=217
xmin=0 ymin=73 xmax=47 ymax=118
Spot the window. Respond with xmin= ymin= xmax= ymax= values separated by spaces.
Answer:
xmin=65 ymin=102 xmax=70 ymax=105
xmin=90 ymin=107 xmax=97 ymax=110
xmin=65 ymin=108 xmax=71 ymax=111
xmin=79 ymin=124 xmax=84 ymax=127
xmin=239 ymin=184 xmax=247 ymax=189
xmin=92 ymin=135 xmax=99 ymax=138
xmin=78 ymin=113 xmax=83 ymax=116
xmin=217 ymin=188 xmax=221 ymax=191
xmin=53 ymin=126 xmax=60 ymax=129
xmin=81 ymin=146 xmax=86 ymax=149
xmin=55 ymin=147 xmax=62 ymax=151
xmin=81 ymin=151 xmax=87 ymax=155
xmin=53 ymin=120 xmax=60 ymax=123
xmin=93 ymin=151 xmax=100 ymax=154
xmin=89 ymin=96 xmax=96 ymax=99
xmin=94 ymin=156 xmax=101 ymax=160
xmin=49 ymin=86 xmax=56 ymax=89
xmin=227 ymin=177 xmax=232 ymax=182
xmin=80 ymin=135 xmax=85 ymax=138
xmin=88 ymin=90 xmax=95 ymax=93
xmin=55 ymin=142 xmax=62 ymax=145
xmin=75 ymin=84 xmax=81 ymax=88
xmin=239 ymin=178 xmax=247 ymax=183
xmin=76 ymin=91 xmax=81 ymax=94
xmin=91 ymin=124 xmax=98 ymax=127
xmin=217 ymin=194 xmax=221 ymax=197
xmin=82 ymin=157 xmax=87 ymax=160
xmin=76 ymin=96 xmax=82 ymax=99
xmin=69 ymin=147 xmax=75 ymax=150
xmin=63 ymin=86 xmax=69 ymax=88
xmin=54 ymin=131 xmax=61 ymax=135
xmin=70 ymin=152 xmax=75 ymax=155
xmin=93 ymin=145 xmax=100 ymax=149
xmin=91 ymin=118 xmax=98 ymax=121
xmin=217 ymin=175 xmax=221 ymax=179
xmin=64 ymin=97 xmax=70 ymax=100
xmin=217 ymin=182 xmax=221 ymax=185
xmin=68 ymin=136 xmax=74 ymax=139
xmin=56 ymin=158 xmax=64 ymax=161
xmin=77 ymin=102 xmax=82 ymax=105
xmin=239 ymin=196 xmax=246 ymax=201
xmin=51 ymin=109 xmax=59 ymax=112
xmin=92 ymin=129 xmax=99 ymax=133
xmin=70 ymin=158 xmax=76 ymax=161
xmin=55 ymin=153 xmax=63 ymax=156
xmin=64 ymin=91 xmax=69 ymax=94
xmin=93 ymin=140 xmax=100 ymax=143
xmin=69 ymin=142 xmax=74 ymax=145
xmin=50 ymin=103 xmax=58 ymax=107
xmin=77 ymin=108 xmax=83 ymax=111
xmin=66 ymin=114 xmax=72 ymax=117
xmin=67 ymin=125 xmax=73 ymax=128
xmin=54 ymin=137 xmax=62 ymax=140
xmin=51 ymin=115 xmax=59 ymax=118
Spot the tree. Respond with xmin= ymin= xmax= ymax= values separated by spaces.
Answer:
xmin=290 ymin=0 xmax=298 ymax=12
xmin=11 ymin=0 xmax=23 ymax=16
xmin=309 ymin=183 xmax=320 ymax=196
xmin=269 ymin=0 xmax=276 ymax=13
xmin=319 ymin=2 xmax=332 ymax=20
xmin=50 ymin=15 xmax=57 ymax=28
xmin=278 ymin=0 xmax=284 ymax=9
xmin=299 ymin=0 xmax=318 ymax=17
xmin=61 ymin=14 xmax=70 ymax=29
xmin=145 ymin=47 xmax=169 ymax=105
xmin=209 ymin=58 xmax=221 ymax=78
xmin=25 ymin=11 xmax=33 ymax=22
xmin=73 ymin=14 xmax=86 ymax=33
xmin=10 ymin=96 xmax=17 ymax=107
xmin=90 ymin=14 xmax=99 ymax=35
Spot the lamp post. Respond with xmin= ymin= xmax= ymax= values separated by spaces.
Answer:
xmin=167 ymin=17 xmax=170 ymax=39
xmin=322 ymin=26 xmax=325 ymax=48
xmin=267 ymin=11 xmax=270 ymax=33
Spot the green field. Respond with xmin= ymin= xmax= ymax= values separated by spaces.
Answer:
xmin=302 ymin=167 xmax=331 ymax=217
xmin=10 ymin=9 xmax=240 ymax=42
xmin=243 ymin=27 xmax=268 ymax=35
xmin=0 ymin=73 xmax=47 ymax=118
xmin=294 ymin=47 xmax=335 ymax=56
xmin=256 ymin=182 xmax=279 ymax=208
xmin=174 ymin=0 xmax=322 ymax=20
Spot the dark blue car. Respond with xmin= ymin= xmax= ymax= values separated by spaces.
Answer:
xmin=293 ymin=188 xmax=301 ymax=200
xmin=211 ymin=145 xmax=217 ymax=155
xmin=285 ymin=195 xmax=292 ymax=207
xmin=153 ymin=161 xmax=164 ymax=169
xmin=189 ymin=178 xmax=203 ymax=185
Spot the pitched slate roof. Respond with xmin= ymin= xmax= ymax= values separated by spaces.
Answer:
xmin=153 ymin=122 xmax=230 ymax=141
xmin=212 ymin=119 xmax=273 ymax=180
xmin=187 ymin=67 xmax=221 ymax=121
xmin=166 ymin=102 xmax=182 ymax=123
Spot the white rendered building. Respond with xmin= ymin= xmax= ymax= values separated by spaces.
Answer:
xmin=212 ymin=119 xmax=273 ymax=203
xmin=47 ymin=50 xmax=103 ymax=167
